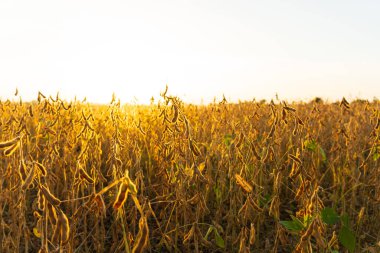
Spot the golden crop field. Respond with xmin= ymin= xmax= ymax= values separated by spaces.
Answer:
xmin=0 ymin=89 xmax=379 ymax=253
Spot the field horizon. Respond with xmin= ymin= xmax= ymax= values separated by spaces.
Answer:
xmin=2 ymin=88 xmax=380 ymax=107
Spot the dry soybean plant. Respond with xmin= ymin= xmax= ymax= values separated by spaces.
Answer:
xmin=0 ymin=89 xmax=379 ymax=252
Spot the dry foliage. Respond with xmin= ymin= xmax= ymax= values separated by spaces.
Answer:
xmin=0 ymin=90 xmax=379 ymax=252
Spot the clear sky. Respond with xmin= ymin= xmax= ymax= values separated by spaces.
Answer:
xmin=0 ymin=0 xmax=379 ymax=104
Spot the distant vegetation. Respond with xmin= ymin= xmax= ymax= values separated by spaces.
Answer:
xmin=0 ymin=88 xmax=379 ymax=252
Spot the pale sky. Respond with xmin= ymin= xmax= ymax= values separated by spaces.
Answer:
xmin=0 ymin=0 xmax=379 ymax=104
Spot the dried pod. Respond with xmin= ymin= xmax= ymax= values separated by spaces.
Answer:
xmin=282 ymin=109 xmax=287 ymax=121
xmin=284 ymin=106 xmax=296 ymax=112
xmin=235 ymin=174 xmax=253 ymax=193
xmin=328 ymin=231 xmax=338 ymax=249
xmin=340 ymin=97 xmax=350 ymax=109
xmin=289 ymin=163 xmax=301 ymax=179
xmin=293 ymin=118 xmax=299 ymax=136
xmin=57 ymin=208 xmax=70 ymax=245
xmin=269 ymin=195 xmax=279 ymax=219
xmin=183 ymin=224 xmax=195 ymax=244
xmin=171 ymin=105 xmax=179 ymax=123
xmin=126 ymin=175 xmax=138 ymax=195
xmin=187 ymin=193 xmax=200 ymax=205
xmin=289 ymin=154 xmax=302 ymax=165
xmin=297 ymin=116 xmax=304 ymax=126
xmin=0 ymin=136 xmax=20 ymax=149
xmin=94 ymin=194 xmax=107 ymax=216
xmin=34 ymin=162 xmax=47 ymax=177
xmin=238 ymin=198 xmax=250 ymax=216
xmin=21 ymin=165 xmax=35 ymax=190
xmin=239 ymin=236 xmax=248 ymax=253
xmin=39 ymin=185 xmax=61 ymax=206
xmin=235 ymin=132 xmax=244 ymax=148
xmin=28 ymin=105 xmax=34 ymax=117
xmin=37 ymin=189 xmax=45 ymax=211
xmin=267 ymin=123 xmax=276 ymax=139
xmin=113 ymin=182 xmax=129 ymax=210
xmin=79 ymin=166 xmax=94 ymax=184
xmin=47 ymin=203 xmax=58 ymax=226
xmin=53 ymin=145 xmax=59 ymax=156
xmin=249 ymin=223 xmax=256 ymax=245
xmin=132 ymin=216 xmax=149 ymax=253
xmin=295 ymin=181 xmax=305 ymax=200
xmin=18 ymin=159 xmax=27 ymax=181
xmin=250 ymin=142 xmax=261 ymax=160
xmin=189 ymin=139 xmax=201 ymax=156
xmin=33 ymin=211 xmax=42 ymax=219
xmin=249 ymin=196 xmax=263 ymax=212
xmin=261 ymin=148 xmax=269 ymax=163
xmin=52 ymin=218 xmax=61 ymax=244
xmin=4 ymin=142 xmax=20 ymax=156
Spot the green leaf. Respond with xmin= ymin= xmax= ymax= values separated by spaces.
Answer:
xmin=304 ymin=139 xmax=318 ymax=151
xmin=339 ymin=226 xmax=356 ymax=253
xmin=214 ymin=230 xmax=225 ymax=248
xmin=263 ymin=193 xmax=271 ymax=202
xmin=373 ymin=152 xmax=380 ymax=161
xmin=259 ymin=193 xmax=271 ymax=207
xmin=321 ymin=208 xmax=340 ymax=225
xmin=290 ymin=215 xmax=305 ymax=228
xmin=303 ymin=214 xmax=313 ymax=226
xmin=245 ymin=163 xmax=254 ymax=174
xmin=204 ymin=226 xmax=214 ymax=240
xmin=214 ymin=186 xmax=222 ymax=204
xmin=279 ymin=220 xmax=304 ymax=231
xmin=223 ymin=134 xmax=233 ymax=147
xmin=331 ymin=250 xmax=339 ymax=253
xmin=319 ymin=146 xmax=327 ymax=162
